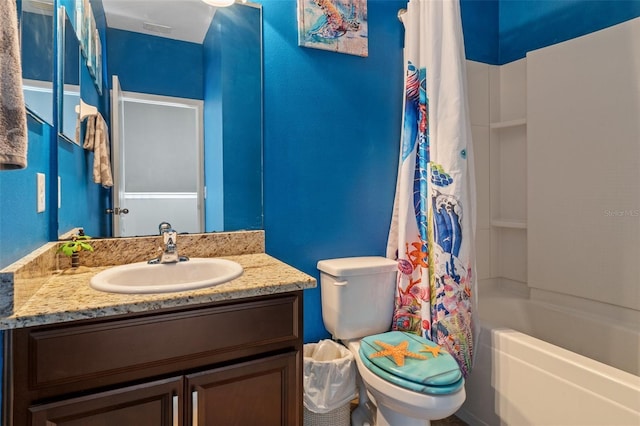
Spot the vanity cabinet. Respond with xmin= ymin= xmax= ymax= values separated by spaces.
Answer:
xmin=29 ymin=376 xmax=182 ymax=426
xmin=3 ymin=292 xmax=303 ymax=426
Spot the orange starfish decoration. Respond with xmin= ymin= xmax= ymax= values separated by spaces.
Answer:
xmin=370 ymin=340 xmax=428 ymax=367
xmin=420 ymin=344 xmax=442 ymax=358
xmin=406 ymin=241 xmax=428 ymax=269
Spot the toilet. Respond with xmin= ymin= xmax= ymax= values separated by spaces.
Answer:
xmin=317 ymin=256 xmax=466 ymax=426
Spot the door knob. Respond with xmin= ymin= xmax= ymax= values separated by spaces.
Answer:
xmin=105 ymin=207 xmax=130 ymax=215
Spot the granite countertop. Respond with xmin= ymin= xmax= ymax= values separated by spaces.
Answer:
xmin=0 ymin=253 xmax=316 ymax=330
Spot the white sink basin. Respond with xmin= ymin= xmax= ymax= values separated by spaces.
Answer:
xmin=90 ymin=258 xmax=243 ymax=294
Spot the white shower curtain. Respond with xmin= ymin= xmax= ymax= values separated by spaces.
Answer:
xmin=386 ymin=0 xmax=476 ymax=376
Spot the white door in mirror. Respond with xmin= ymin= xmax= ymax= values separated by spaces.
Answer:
xmin=90 ymin=258 xmax=243 ymax=294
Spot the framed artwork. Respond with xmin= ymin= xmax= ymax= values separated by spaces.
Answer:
xmin=74 ymin=0 xmax=83 ymax=41
xmin=81 ymin=0 xmax=91 ymax=59
xmin=67 ymin=0 xmax=102 ymax=93
xmin=297 ymin=0 xmax=368 ymax=57
xmin=94 ymin=27 xmax=102 ymax=91
xmin=88 ymin=14 xmax=97 ymax=74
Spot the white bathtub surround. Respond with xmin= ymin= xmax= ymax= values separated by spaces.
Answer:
xmin=491 ymin=331 xmax=638 ymax=425
xmin=462 ymin=15 xmax=640 ymax=426
xmin=458 ymin=281 xmax=640 ymax=425
xmin=480 ymin=280 xmax=639 ymax=376
xmin=527 ymin=17 xmax=640 ymax=314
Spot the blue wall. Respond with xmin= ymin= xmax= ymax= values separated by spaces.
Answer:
xmin=21 ymin=11 xmax=54 ymax=82
xmin=262 ymin=0 xmax=406 ymax=343
xmin=499 ymin=0 xmax=640 ymax=64
xmin=216 ymin=7 xmax=263 ymax=231
xmin=0 ymin=117 xmax=52 ymax=267
xmin=58 ymin=11 xmax=108 ymax=239
xmin=203 ymin=13 xmax=224 ymax=232
xmin=203 ymin=19 xmax=224 ymax=232
xmin=461 ymin=0 xmax=499 ymax=64
xmin=106 ymin=29 xmax=204 ymax=99
xmin=57 ymin=125 xmax=109 ymax=239
xmin=62 ymin=14 xmax=80 ymax=87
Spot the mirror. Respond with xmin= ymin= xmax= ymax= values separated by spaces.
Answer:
xmin=69 ymin=1 xmax=263 ymax=237
xmin=60 ymin=8 xmax=81 ymax=143
xmin=21 ymin=0 xmax=55 ymax=126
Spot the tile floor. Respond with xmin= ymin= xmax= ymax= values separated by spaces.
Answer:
xmin=432 ymin=415 xmax=468 ymax=425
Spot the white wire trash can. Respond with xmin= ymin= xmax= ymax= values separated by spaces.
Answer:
xmin=303 ymin=339 xmax=357 ymax=426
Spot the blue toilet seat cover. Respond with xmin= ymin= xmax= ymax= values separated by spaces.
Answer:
xmin=359 ymin=331 xmax=464 ymax=395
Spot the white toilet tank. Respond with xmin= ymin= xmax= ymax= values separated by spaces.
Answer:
xmin=317 ymin=256 xmax=398 ymax=340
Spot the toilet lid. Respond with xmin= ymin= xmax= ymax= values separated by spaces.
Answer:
xmin=359 ymin=331 xmax=464 ymax=395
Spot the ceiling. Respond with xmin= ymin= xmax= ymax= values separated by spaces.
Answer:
xmin=101 ymin=0 xmax=217 ymax=44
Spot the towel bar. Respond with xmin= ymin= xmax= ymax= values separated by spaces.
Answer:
xmin=75 ymin=99 xmax=98 ymax=121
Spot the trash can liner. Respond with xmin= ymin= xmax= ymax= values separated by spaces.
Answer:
xmin=303 ymin=339 xmax=357 ymax=414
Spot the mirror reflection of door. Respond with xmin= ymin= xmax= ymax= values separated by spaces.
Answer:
xmin=110 ymin=76 xmax=204 ymax=237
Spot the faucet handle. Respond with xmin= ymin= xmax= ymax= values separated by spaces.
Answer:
xmin=158 ymin=221 xmax=173 ymax=235
xmin=163 ymin=231 xmax=177 ymax=247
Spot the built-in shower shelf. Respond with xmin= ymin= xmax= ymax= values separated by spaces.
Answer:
xmin=490 ymin=118 xmax=527 ymax=129
xmin=491 ymin=218 xmax=528 ymax=229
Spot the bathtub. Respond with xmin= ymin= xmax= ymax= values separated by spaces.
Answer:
xmin=457 ymin=280 xmax=640 ymax=426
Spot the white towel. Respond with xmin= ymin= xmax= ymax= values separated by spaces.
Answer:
xmin=0 ymin=0 xmax=28 ymax=170
xmin=83 ymin=114 xmax=113 ymax=187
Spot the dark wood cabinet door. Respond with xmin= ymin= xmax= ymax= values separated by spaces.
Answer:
xmin=29 ymin=376 xmax=183 ymax=426
xmin=186 ymin=351 xmax=300 ymax=426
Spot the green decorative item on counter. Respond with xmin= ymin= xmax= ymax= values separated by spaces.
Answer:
xmin=58 ymin=232 xmax=94 ymax=268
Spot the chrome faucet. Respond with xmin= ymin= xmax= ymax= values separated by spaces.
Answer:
xmin=158 ymin=221 xmax=173 ymax=235
xmin=148 ymin=222 xmax=189 ymax=264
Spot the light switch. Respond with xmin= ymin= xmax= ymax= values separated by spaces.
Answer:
xmin=37 ymin=173 xmax=46 ymax=213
